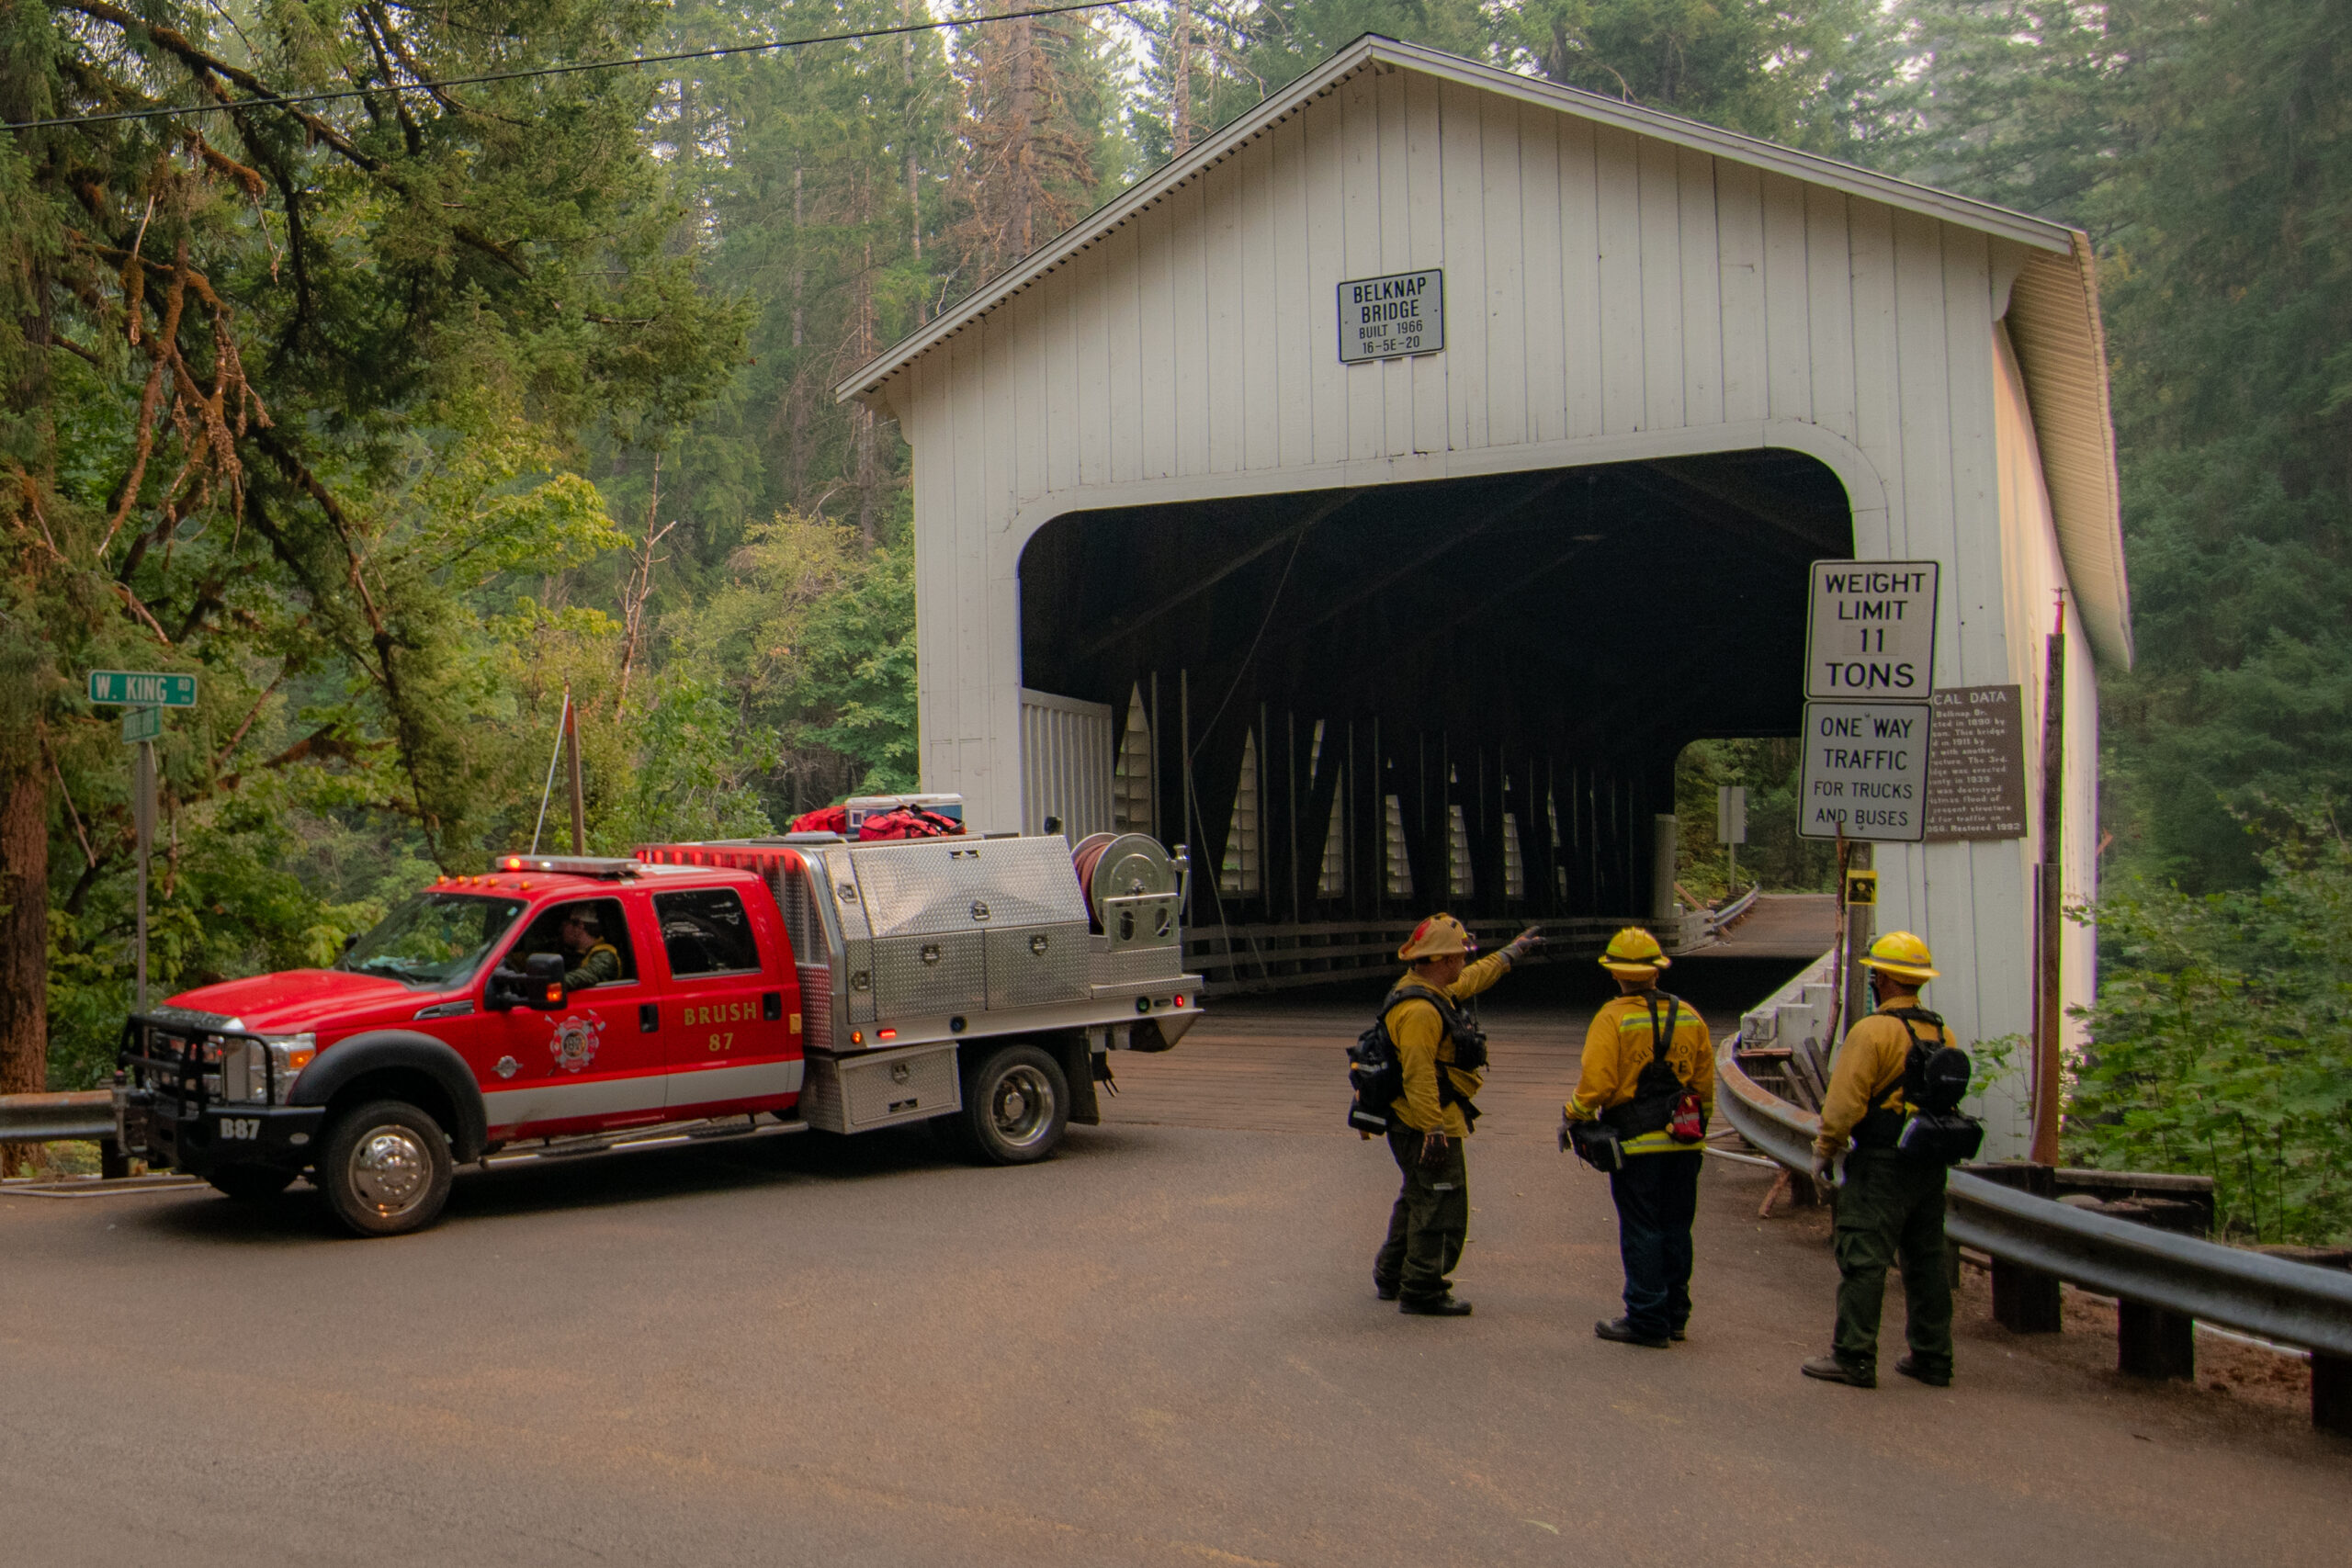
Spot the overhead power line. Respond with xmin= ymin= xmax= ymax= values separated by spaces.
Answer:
xmin=7 ymin=0 xmax=1141 ymax=132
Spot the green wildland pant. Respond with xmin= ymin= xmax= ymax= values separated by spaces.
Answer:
xmin=1833 ymin=1149 xmax=1954 ymax=1377
xmin=1375 ymin=1122 xmax=1469 ymax=1303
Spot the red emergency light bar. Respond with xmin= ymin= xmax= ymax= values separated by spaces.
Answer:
xmin=492 ymin=855 xmax=640 ymax=879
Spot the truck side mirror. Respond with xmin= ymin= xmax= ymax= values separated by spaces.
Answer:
xmin=487 ymin=953 xmax=568 ymax=1012
xmin=524 ymin=953 xmax=566 ymax=1010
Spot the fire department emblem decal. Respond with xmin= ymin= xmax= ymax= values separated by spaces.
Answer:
xmin=548 ymin=1013 xmax=605 ymax=1074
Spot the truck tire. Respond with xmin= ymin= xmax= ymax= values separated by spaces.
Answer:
xmin=209 ymin=1166 xmax=296 ymax=1201
xmin=957 ymin=1043 xmax=1069 ymax=1165
xmin=320 ymin=1100 xmax=454 ymax=1237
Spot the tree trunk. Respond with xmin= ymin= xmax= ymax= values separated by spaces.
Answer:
xmin=0 ymin=754 xmax=51 ymax=1171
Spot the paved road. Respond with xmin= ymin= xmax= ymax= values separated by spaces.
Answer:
xmin=4 ymin=986 xmax=2342 ymax=1567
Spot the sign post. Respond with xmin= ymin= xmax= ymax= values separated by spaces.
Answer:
xmin=1716 ymin=784 xmax=1747 ymax=888
xmin=131 ymin=739 xmax=153 ymax=1010
xmin=89 ymin=671 xmax=195 ymax=1010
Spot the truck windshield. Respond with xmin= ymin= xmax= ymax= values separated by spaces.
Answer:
xmin=335 ymin=893 xmax=528 ymax=990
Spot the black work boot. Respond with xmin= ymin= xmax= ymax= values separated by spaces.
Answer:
xmin=1374 ymin=1274 xmax=1400 ymax=1303
xmin=1894 ymin=1356 xmax=1951 ymax=1388
xmin=1398 ymin=1295 xmax=1473 ymax=1317
xmin=1595 ymin=1317 xmax=1671 ymax=1348
xmin=1801 ymin=1355 xmax=1877 ymax=1388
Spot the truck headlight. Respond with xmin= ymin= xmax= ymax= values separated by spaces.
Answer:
xmin=220 ymin=1035 xmax=316 ymax=1105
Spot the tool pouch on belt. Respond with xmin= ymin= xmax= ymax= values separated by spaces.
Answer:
xmin=1568 ymin=1119 xmax=1625 ymax=1172
xmin=1600 ymin=996 xmax=1705 ymax=1145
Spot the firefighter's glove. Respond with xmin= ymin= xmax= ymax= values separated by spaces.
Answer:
xmin=1557 ymin=1112 xmax=1573 ymax=1154
xmin=1811 ymin=1153 xmax=1838 ymax=1188
xmin=1502 ymin=926 xmax=1545 ymax=964
xmin=1419 ymin=1130 xmax=1451 ymax=1170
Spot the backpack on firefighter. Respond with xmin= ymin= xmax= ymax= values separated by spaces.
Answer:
xmin=1849 ymin=1007 xmax=1983 ymax=1165
xmin=1348 ymin=983 xmax=1487 ymax=1135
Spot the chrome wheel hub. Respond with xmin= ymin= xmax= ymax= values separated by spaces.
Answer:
xmin=989 ymin=1066 xmax=1053 ymax=1149
xmin=348 ymin=1124 xmax=431 ymax=1215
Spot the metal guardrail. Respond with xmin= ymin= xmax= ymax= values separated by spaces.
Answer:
xmin=1706 ymin=883 xmax=1762 ymax=931
xmin=1715 ymin=1029 xmax=2352 ymax=1429
xmin=0 ymin=1090 xmax=116 ymax=1145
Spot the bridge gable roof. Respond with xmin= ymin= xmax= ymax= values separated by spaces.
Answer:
xmin=839 ymin=35 xmax=2129 ymax=666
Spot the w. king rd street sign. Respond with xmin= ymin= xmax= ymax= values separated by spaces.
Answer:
xmin=88 ymin=671 xmax=197 ymax=707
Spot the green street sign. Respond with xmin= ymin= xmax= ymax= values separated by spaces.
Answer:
xmin=88 ymin=671 xmax=197 ymax=707
xmin=120 ymin=705 xmax=162 ymax=744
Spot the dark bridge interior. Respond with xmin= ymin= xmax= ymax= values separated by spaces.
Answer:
xmin=1019 ymin=450 xmax=1851 ymax=925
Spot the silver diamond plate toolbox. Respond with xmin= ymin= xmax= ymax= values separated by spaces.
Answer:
xmin=801 ymin=1043 xmax=961 ymax=1133
xmin=850 ymin=838 xmax=1087 ymax=937
xmin=1090 ymin=942 xmax=1184 ymax=988
xmin=985 ymin=923 xmax=1091 ymax=1008
xmin=871 ymin=931 xmax=986 ymax=1016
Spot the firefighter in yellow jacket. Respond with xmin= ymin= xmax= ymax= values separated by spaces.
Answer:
xmin=1563 ymin=928 xmax=1713 ymax=1348
xmin=1372 ymin=914 xmax=1543 ymax=1316
xmin=1802 ymin=931 xmax=1957 ymax=1389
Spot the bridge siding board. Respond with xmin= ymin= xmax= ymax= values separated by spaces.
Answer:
xmin=1485 ymin=90 xmax=1530 ymax=451
xmin=1593 ymin=122 xmax=1644 ymax=436
xmin=1440 ymin=80 xmax=1488 ymax=453
xmin=1239 ymin=134 xmax=1280 ymax=475
xmin=1714 ymin=160 xmax=1767 ymax=425
xmin=1849 ymin=199 xmax=1902 ymax=530
xmin=1305 ymin=91 xmax=1347 ymax=468
xmin=1408 ymin=73 xmax=1450 ymax=455
xmin=1805 ymin=185 xmax=1858 ymax=446
xmin=1555 ymin=114 xmax=1605 ymax=442
xmin=1638 ymin=136 xmax=1684 ymax=433
xmin=1760 ymin=170 xmax=1814 ymax=427
xmin=1376 ymin=70 xmax=1416 ymax=456
xmin=1519 ymin=102 xmax=1566 ymax=448
xmin=1138 ymin=196 xmax=1175 ymax=480
xmin=1677 ymin=145 xmax=1724 ymax=429
xmin=1176 ymin=177 xmax=1216 ymax=479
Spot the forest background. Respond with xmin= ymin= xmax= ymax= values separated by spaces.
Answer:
xmin=3 ymin=1 xmax=2346 ymax=1233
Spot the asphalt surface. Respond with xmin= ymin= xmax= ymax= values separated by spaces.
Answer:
xmin=4 ymin=979 xmax=2344 ymax=1567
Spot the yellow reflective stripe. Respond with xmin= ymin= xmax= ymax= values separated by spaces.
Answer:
xmin=1623 ymin=1130 xmax=1703 ymax=1154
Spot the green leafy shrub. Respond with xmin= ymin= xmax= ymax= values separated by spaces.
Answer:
xmin=2067 ymin=807 xmax=2352 ymax=1243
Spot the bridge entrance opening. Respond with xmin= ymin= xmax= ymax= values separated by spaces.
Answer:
xmin=1018 ymin=449 xmax=1851 ymax=989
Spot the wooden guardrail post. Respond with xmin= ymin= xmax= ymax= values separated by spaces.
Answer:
xmin=2314 ymin=1354 xmax=2352 ymax=1438
xmin=2116 ymin=1300 xmax=2196 ymax=1380
xmin=1976 ymin=1163 xmax=2065 ymax=1333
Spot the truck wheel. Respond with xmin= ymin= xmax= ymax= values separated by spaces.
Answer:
xmin=209 ymin=1166 xmax=296 ymax=1201
xmin=320 ymin=1100 xmax=453 ymax=1237
xmin=958 ymin=1043 xmax=1069 ymax=1165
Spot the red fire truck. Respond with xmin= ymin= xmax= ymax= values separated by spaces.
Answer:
xmin=114 ymin=829 xmax=1198 ymax=1235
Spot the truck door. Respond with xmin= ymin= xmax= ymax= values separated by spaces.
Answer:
xmin=654 ymin=886 xmax=799 ymax=1116
xmin=473 ymin=893 xmax=668 ymax=1138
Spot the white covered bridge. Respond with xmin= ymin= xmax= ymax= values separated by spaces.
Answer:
xmin=838 ymin=36 xmax=2129 ymax=1155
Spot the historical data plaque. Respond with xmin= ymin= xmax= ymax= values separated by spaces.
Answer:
xmin=1925 ymin=684 xmax=2030 ymax=841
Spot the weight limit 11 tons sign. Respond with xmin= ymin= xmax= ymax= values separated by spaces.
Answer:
xmin=1800 ymin=559 xmax=1939 ymax=841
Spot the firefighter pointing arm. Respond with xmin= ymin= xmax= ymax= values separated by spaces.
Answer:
xmin=1368 ymin=917 xmax=1542 ymax=1317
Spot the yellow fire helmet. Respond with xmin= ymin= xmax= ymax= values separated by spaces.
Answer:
xmin=1398 ymin=913 xmax=1476 ymax=962
xmin=1860 ymin=929 xmax=1939 ymax=984
xmin=1598 ymin=926 xmax=1670 ymax=977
